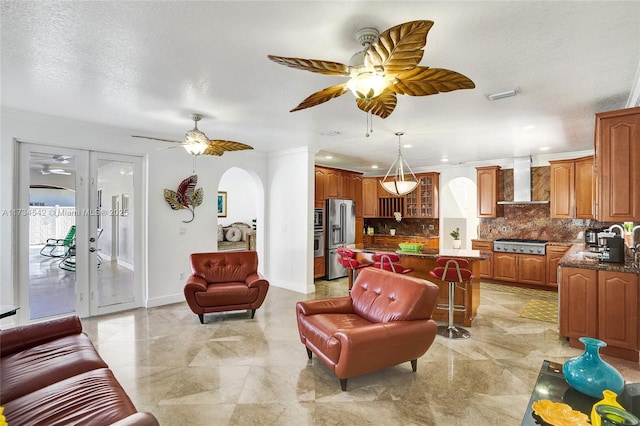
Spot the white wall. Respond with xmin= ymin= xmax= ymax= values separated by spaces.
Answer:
xmin=1 ymin=108 xmax=314 ymax=316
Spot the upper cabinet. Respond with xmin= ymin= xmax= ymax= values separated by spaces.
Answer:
xmin=362 ymin=178 xmax=378 ymax=217
xmin=405 ymin=173 xmax=440 ymax=219
xmin=549 ymin=156 xmax=593 ymax=219
xmin=595 ymin=106 xmax=640 ymax=222
xmin=476 ymin=166 xmax=501 ymax=218
xmin=314 ymin=167 xmax=326 ymax=208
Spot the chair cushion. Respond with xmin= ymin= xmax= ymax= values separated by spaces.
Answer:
xmin=195 ymin=282 xmax=259 ymax=307
xmin=1 ymin=333 xmax=108 ymax=403
xmin=4 ymin=368 xmax=137 ymax=426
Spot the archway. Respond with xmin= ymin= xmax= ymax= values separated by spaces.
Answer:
xmin=217 ymin=167 xmax=263 ymax=255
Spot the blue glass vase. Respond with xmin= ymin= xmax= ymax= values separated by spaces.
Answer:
xmin=563 ymin=337 xmax=625 ymax=398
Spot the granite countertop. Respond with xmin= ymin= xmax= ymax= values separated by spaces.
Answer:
xmin=559 ymin=243 xmax=640 ymax=274
xmin=345 ymin=245 xmax=487 ymax=260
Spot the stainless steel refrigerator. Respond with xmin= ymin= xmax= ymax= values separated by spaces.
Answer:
xmin=325 ymin=199 xmax=356 ymax=280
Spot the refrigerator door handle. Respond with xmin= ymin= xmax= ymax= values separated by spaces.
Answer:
xmin=340 ymin=203 xmax=346 ymax=244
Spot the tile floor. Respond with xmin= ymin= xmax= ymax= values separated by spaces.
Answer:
xmin=80 ymin=278 xmax=640 ymax=426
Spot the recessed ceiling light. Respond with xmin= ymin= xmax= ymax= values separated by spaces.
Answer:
xmin=486 ymin=89 xmax=518 ymax=101
xmin=523 ymin=125 xmax=536 ymax=131
xmin=441 ymin=158 xmax=449 ymax=162
xmin=403 ymin=144 xmax=412 ymax=148
xmin=540 ymin=146 xmax=549 ymax=151
xmin=320 ymin=130 xmax=341 ymax=136
xmin=325 ymin=155 xmax=333 ymax=159
xmin=371 ymin=165 xmax=379 ymax=169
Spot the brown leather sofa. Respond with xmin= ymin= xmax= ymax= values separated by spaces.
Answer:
xmin=184 ymin=251 xmax=269 ymax=324
xmin=296 ymin=267 xmax=440 ymax=391
xmin=0 ymin=315 xmax=159 ymax=425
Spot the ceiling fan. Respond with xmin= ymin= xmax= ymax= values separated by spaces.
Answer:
xmin=40 ymin=165 xmax=71 ymax=175
xmin=268 ymin=20 xmax=475 ymax=118
xmin=132 ymin=114 xmax=253 ymax=156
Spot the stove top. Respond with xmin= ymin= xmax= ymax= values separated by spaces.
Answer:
xmin=493 ymin=238 xmax=547 ymax=255
xmin=495 ymin=238 xmax=548 ymax=244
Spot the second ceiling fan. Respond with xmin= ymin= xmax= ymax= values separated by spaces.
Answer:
xmin=268 ymin=20 xmax=475 ymax=118
xmin=132 ymin=114 xmax=253 ymax=156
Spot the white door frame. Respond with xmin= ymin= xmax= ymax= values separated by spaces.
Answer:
xmin=16 ymin=142 xmax=145 ymax=322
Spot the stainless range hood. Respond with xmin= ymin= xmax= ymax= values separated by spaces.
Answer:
xmin=497 ymin=156 xmax=549 ymax=205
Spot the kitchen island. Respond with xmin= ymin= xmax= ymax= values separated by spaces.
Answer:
xmin=346 ymin=246 xmax=489 ymax=327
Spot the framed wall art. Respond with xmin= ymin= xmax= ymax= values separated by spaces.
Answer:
xmin=217 ymin=191 xmax=227 ymax=217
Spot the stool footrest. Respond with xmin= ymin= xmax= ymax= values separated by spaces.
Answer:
xmin=436 ymin=303 xmax=466 ymax=312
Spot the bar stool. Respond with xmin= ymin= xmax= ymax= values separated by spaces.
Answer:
xmin=373 ymin=253 xmax=414 ymax=274
xmin=337 ymin=247 xmax=372 ymax=290
xmin=429 ymin=257 xmax=473 ymax=339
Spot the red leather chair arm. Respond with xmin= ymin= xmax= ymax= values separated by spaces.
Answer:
xmin=184 ymin=275 xmax=207 ymax=292
xmin=334 ymin=320 xmax=434 ymax=353
xmin=296 ymin=297 xmax=354 ymax=316
xmin=245 ymin=272 xmax=268 ymax=289
xmin=0 ymin=315 xmax=82 ymax=357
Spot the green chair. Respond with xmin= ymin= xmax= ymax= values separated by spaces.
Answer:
xmin=40 ymin=225 xmax=76 ymax=257
xmin=59 ymin=228 xmax=103 ymax=272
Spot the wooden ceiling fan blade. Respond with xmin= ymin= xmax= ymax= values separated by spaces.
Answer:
xmin=131 ymin=135 xmax=184 ymax=144
xmin=202 ymin=146 xmax=224 ymax=156
xmin=290 ymin=83 xmax=348 ymax=112
xmin=268 ymin=55 xmax=349 ymax=76
xmin=365 ymin=20 xmax=433 ymax=73
xmin=391 ymin=66 xmax=476 ymax=96
xmin=208 ymin=140 xmax=254 ymax=152
xmin=356 ymin=90 xmax=397 ymax=119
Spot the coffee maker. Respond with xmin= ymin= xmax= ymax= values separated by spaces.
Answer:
xmin=598 ymin=232 xmax=625 ymax=263
xmin=585 ymin=227 xmax=604 ymax=248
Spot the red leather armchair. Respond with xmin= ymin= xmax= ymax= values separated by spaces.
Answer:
xmin=296 ymin=267 xmax=439 ymax=390
xmin=184 ymin=251 xmax=269 ymax=324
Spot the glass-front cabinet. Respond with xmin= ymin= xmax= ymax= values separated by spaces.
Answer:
xmin=405 ymin=172 xmax=439 ymax=219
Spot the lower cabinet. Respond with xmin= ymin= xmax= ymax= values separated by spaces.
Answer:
xmin=546 ymin=245 xmax=570 ymax=287
xmin=559 ymin=267 xmax=639 ymax=361
xmin=493 ymin=253 xmax=546 ymax=285
xmin=313 ymin=256 xmax=325 ymax=279
xmin=471 ymin=240 xmax=493 ymax=279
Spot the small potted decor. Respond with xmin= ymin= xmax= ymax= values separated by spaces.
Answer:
xmin=623 ymin=222 xmax=634 ymax=248
xmin=450 ymin=227 xmax=461 ymax=249
xmin=390 ymin=227 xmax=396 ymax=236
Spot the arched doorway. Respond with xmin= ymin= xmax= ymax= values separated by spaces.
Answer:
xmin=217 ymin=167 xmax=262 ymax=254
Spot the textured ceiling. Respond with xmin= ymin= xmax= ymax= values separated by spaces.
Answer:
xmin=1 ymin=1 xmax=639 ymax=174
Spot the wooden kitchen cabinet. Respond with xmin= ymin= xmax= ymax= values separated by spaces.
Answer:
xmin=546 ymin=245 xmax=569 ymax=287
xmin=493 ymin=252 xmax=546 ymax=285
xmin=559 ymin=267 xmax=598 ymax=339
xmin=595 ymin=106 xmax=640 ymax=222
xmin=325 ymin=168 xmax=341 ymax=198
xmin=314 ymin=167 xmax=326 ymax=208
xmin=560 ymin=267 xmax=639 ymax=361
xmin=362 ymin=178 xmax=378 ymax=217
xmin=549 ymin=156 xmax=593 ymax=219
xmin=352 ymin=175 xmax=363 ymax=218
xmin=471 ymin=240 xmax=493 ymax=279
xmin=405 ymin=172 xmax=440 ymax=218
xmin=313 ymin=256 xmax=325 ymax=279
xmin=476 ymin=166 xmax=501 ymax=218
xmin=597 ymin=270 xmax=638 ymax=352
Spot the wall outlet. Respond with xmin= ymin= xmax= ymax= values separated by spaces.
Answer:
xmin=428 ymin=224 xmax=434 ymax=230
xmin=179 ymin=227 xmax=186 ymax=235
xmin=179 ymin=272 xmax=185 ymax=280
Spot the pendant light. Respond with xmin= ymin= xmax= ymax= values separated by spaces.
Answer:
xmin=380 ymin=132 xmax=418 ymax=196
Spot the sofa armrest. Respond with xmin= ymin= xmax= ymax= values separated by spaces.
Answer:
xmin=0 ymin=315 xmax=82 ymax=357
xmin=333 ymin=320 xmax=433 ymax=352
xmin=184 ymin=275 xmax=207 ymax=292
xmin=245 ymin=273 xmax=268 ymax=289
xmin=110 ymin=412 xmax=160 ymax=426
xmin=296 ymin=297 xmax=354 ymax=316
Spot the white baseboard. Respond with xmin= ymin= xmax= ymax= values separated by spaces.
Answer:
xmin=146 ymin=293 xmax=185 ymax=308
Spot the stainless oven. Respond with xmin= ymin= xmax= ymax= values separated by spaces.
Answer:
xmin=314 ymin=208 xmax=323 ymax=230
xmin=313 ymin=230 xmax=324 ymax=257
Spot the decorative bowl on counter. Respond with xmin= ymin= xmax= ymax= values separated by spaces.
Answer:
xmin=398 ymin=243 xmax=423 ymax=252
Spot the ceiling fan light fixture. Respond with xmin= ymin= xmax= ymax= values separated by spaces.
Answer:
xmin=380 ymin=132 xmax=419 ymax=196
xmin=347 ymin=72 xmax=387 ymax=101
xmin=183 ymin=142 xmax=208 ymax=156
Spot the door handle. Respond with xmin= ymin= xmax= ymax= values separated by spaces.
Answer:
xmin=89 ymin=237 xmax=96 ymax=242
xmin=89 ymin=247 xmax=96 ymax=252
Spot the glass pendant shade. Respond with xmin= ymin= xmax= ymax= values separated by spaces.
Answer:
xmin=380 ymin=132 xmax=419 ymax=196
xmin=347 ymin=72 xmax=387 ymax=101
xmin=183 ymin=142 xmax=207 ymax=156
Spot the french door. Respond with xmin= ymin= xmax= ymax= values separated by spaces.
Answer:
xmin=17 ymin=142 xmax=144 ymax=322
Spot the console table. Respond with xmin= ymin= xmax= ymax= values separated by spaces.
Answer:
xmin=522 ymin=360 xmax=640 ymax=425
